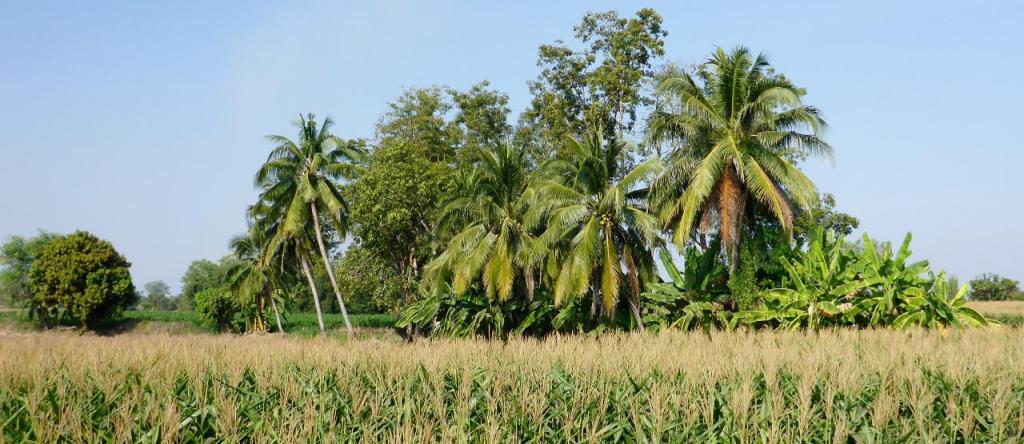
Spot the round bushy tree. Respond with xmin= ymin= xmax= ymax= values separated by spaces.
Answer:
xmin=27 ymin=231 xmax=136 ymax=328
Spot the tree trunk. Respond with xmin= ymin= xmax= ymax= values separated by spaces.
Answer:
xmin=269 ymin=289 xmax=285 ymax=335
xmin=525 ymin=271 xmax=535 ymax=302
xmin=300 ymin=255 xmax=326 ymax=336
xmin=623 ymin=248 xmax=646 ymax=332
xmin=719 ymin=167 xmax=743 ymax=271
xmin=629 ymin=301 xmax=645 ymax=331
xmin=310 ymin=202 xmax=354 ymax=337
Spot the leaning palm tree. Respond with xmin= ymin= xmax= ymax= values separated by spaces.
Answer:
xmin=254 ymin=114 xmax=366 ymax=336
xmin=424 ymin=144 xmax=539 ymax=302
xmin=648 ymin=47 xmax=832 ymax=268
xmin=252 ymin=197 xmax=332 ymax=335
xmin=531 ymin=130 xmax=662 ymax=328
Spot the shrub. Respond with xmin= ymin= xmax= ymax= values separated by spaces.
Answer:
xmin=193 ymin=288 xmax=242 ymax=332
xmin=26 ymin=231 xmax=136 ymax=329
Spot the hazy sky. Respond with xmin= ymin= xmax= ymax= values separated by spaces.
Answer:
xmin=2 ymin=1 xmax=1022 ymax=292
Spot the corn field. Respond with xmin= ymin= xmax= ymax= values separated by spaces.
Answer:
xmin=2 ymin=328 xmax=1023 ymax=442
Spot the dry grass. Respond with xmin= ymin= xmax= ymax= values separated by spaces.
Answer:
xmin=2 ymin=328 xmax=1023 ymax=442
xmin=969 ymin=300 xmax=1024 ymax=317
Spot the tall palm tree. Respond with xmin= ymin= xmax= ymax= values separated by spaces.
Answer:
xmin=648 ymin=47 xmax=832 ymax=268
xmin=424 ymin=144 xmax=539 ymax=302
xmin=255 ymin=114 xmax=366 ymax=336
xmin=532 ymin=131 xmax=662 ymax=327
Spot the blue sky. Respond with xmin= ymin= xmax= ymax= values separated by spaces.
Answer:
xmin=1 ymin=1 xmax=1021 ymax=292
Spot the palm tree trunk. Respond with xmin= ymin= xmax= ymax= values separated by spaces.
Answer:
xmin=719 ymin=167 xmax=743 ymax=271
xmin=269 ymin=290 xmax=284 ymax=334
xmin=310 ymin=202 xmax=354 ymax=337
xmin=525 ymin=271 xmax=535 ymax=302
xmin=623 ymin=248 xmax=646 ymax=332
xmin=300 ymin=255 xmax=326 ymax=336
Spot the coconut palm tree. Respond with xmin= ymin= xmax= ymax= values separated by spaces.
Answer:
xmin=531 ymin=130 xmax=662 ymax=327
xmin=254 ymin=114 xmax=366 ymax=336
xmin=424 ymin=144 xmax=539 ymax=302
xmin=648 ymin=47 xmax=832 ymax=268
xmin=252 ymin=197 xmax=332 ymax=335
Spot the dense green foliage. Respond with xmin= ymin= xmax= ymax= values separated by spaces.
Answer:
xmin=519 ymin=9 xmax=666 ymax=153
xmin=26 ymin=231 xmax=136 ymax=328
xmin=968 ymin=273 xmax=1022 ymax=301
xmin=747 ymin=231 xmax=988 ymax=329
xmin=193 ymin=287 xmax=244 ymax=332
xmin=125 ymin=8 xmax=992 ymax=339
xmin=179 ymin=258 xmax=236 ymax=310
xmin=0 ymin=231 xmax=57 ymax=308
xmin=334 ymin=245 xmax=408 ymax=314
xmin=640 ymin=230 xmax=992 ymax=330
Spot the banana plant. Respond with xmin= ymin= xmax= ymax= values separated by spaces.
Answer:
xmin=891 ymin=272 xmax=992 ymax=329
xmin=642 ymin=240 xmax=729 ymax=331
xmin=739 ymin=230 xmax=876 ymax=329
xmin=847 ymin=233 xmax=931 ymax=326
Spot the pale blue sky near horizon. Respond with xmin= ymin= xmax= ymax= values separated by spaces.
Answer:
xmin=1 ymin=1 xmax=1021 ymax=293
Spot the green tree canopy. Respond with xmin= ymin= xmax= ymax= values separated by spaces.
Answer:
xmin=968 ymin=274 xmax=1022 ymax=301
xmin=335 ymin=245 xmax=408 ymax=313
xmin=0 ymin=231 xmax=58 ymax=308
xmin=180 ymin=259 xmax=233 ymax=308
xmin=27 ymin=231 xmax=136 ymax=328
xmin=518 ymin=8 xmax=666 ymax=154
xmin=450 ymin=81 xmax=513 ymax=155
xmin=349 ymin=141 xmax=449 ymax=305
xmin=139 ymin=280 xmax=176 ymax=311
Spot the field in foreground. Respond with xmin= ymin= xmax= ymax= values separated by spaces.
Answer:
xmin=2 ymin=329 xmax=1024 ymax=442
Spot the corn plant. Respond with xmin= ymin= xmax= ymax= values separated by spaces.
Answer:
xmin=3 ymin=330 xmax=1024 ymax=442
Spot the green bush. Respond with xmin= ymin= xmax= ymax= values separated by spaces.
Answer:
xmin=26 ymin=231 xmax=136 ymax=329
xmin=193 ymin=288 xmax=242 ymax=332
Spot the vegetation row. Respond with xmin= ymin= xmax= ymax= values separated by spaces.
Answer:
xmin=2 ymin=8 xmax=1021 ymax=337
